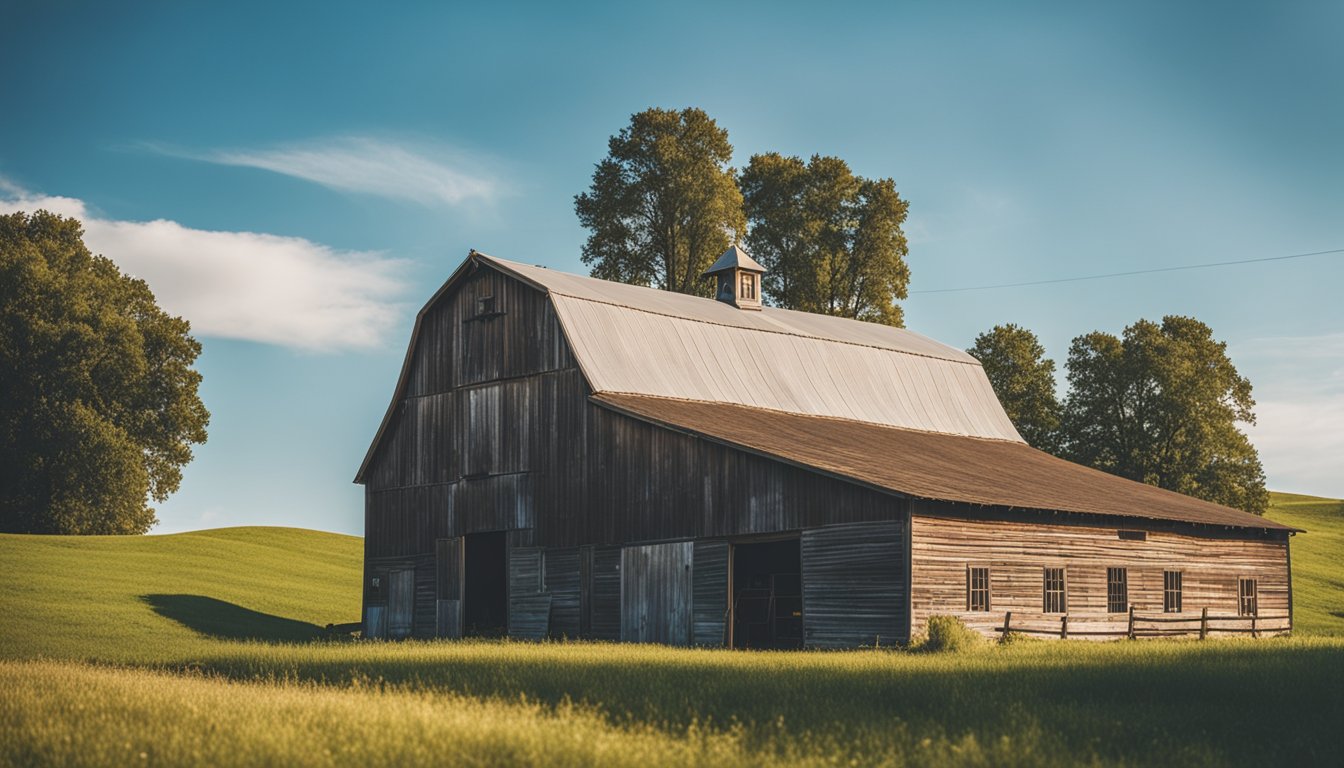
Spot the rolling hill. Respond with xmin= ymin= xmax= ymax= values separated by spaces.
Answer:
xmin=0 ymin=526 xmax=362 ymax=660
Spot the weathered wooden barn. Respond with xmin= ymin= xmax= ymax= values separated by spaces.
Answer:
xmin=355 ymin=248 xmax=1296 ymax=646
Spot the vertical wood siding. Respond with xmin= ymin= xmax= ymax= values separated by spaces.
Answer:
xmin=801 ymin=520 xmax=908 ymax=647
xmin=435 ymin=538 xmax=463 ymax=638
xmin=507 ymin=546 xmax=549 ymax=639
xmin=621 ymin=542 xmax=693 ymax=645
xmin=544 ymin=547 xmax=582 ymax=639
xmin=909 ymin=507 xmax=1291 ymax=638
xmin=692 ymin=540 xmax=730 ymax=647
xmin=589 ymin=547 xmax=622 ymax=641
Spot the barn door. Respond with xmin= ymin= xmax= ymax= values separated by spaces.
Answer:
xmin=621 ymin=542 xmax=693 ymax=645
xmin=436 ymin=537 xmax=464 ymax=638
xmin=387 ymin=569 xmax=415 ymax=639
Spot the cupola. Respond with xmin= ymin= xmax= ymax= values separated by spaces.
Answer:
xmin=701 ymin=245 xmax=765 ymax=310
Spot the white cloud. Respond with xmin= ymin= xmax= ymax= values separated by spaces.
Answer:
xmin=1 ymin=188 xmax=407 ymax=351
xmin=154 ymin=136 xmax=505 ymax=208
xmin=1234 ymin=333 xmax=1344 ymax=500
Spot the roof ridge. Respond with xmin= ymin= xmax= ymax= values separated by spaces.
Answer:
xmin=479 ymin=253 xmax=981 ymax=366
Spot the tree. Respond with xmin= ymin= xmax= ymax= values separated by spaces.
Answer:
xmin=0 ymin=211 xmax=210 ymax=534
xmin=1059 ymin=315 xmax=1267 ymax=514
xmin=574 ymin=107 xmax=746 ymax=296
xmin=967 ymin=324 xmax=1061 ymax=450
xmin=741 ymin=152 xmax=910 ymax=326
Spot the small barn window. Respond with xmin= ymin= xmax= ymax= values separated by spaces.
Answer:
xmin=740 ymin=273 xmax=756 ymax=300
xmin=1238 ymin=578 xmax=1258 ymax=616
xmin=1042 ymin=567 xmax=1066 ymax=613
xmin=967 ymin=567 xmax=990 ymax=612
xmin=1107 ymin=567 xmax=1128 ymax=613
xmin=1163 ymin=570 xmax=1183 ymax=613
xmin=476 ymin=295 xmax=496 ymax=316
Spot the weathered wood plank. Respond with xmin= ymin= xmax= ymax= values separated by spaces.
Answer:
xmin=801 ymin=520 xmax=907 ymax=648
xmin=692 ymin=540 xmax=729 ymax=647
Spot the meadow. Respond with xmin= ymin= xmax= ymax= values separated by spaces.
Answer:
xmin=1 ymin=493 xmax=1342 ymax=766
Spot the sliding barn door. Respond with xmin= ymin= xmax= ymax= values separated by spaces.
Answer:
xmin=387 ymin=569 xmax=415 ymax=639
xmin=621 ymin=541 xmax=693 ymax=645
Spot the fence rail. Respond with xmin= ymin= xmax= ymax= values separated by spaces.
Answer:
xmin=993 ymin=607 xmax=1290 ymax=640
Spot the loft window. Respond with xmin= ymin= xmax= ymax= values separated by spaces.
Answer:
xmin=476 ymin=295 xmax=496 ymax=315
xmin=1107 ymin=567 xmax=1128 ymax=613
xmin=1163 ymin=570 xmax=1183 ymax=613
xmin=739 ymin=272 xmax=756 ymax=300
xmin=967 ymin=566 xmax=990 ymax=612
xmin=1042 ymin=567 xmax=1066 ymax=613
xmin=1238 ymin=578 xmax=1258 ymax=616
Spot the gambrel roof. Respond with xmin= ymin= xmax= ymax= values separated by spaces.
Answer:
xmin=357 ymin=251 xmax=1294 ymax=533
xmin=479 ymin=253 xmax=1023 ymax=442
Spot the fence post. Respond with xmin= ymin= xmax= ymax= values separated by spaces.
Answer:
xmin=1252 ymin=615 xmax=1258 ymax=639
xmin=1200 ymin=607 xmax=1208 ymax=640
xmin=1002 ymin=611 xmax=1012 ymax=637
xmin=1127 ymin=606 xmax=1135 ymax=640
xmin=1061 ymin=614 xmax=1068 ymax=639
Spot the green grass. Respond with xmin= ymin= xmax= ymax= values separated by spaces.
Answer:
xmin=1266 ymin=491 xmax=1344 ymax=636
xmin=0 ymin=526 xmax=362 ymax=659
xmin=1 ymin=496 xmax=1342 ymax=766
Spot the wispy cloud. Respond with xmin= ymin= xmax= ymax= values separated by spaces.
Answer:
xmin=1 ymin=186 xmax=407 ymax=351
xmin=152 ymin=136 xmax=505 ymax=208
xmin=1234 ymin=333 xmax=1344 ymax=499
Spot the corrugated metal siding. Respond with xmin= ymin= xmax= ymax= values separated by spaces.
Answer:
xmin=550 ymin=295 xmax=1021 ymax=441
xmin=801 ymin=520 xmax=908 ymax=648
xmin=692 ymin=540 xmax=730 ymax=647
xmin=621 ymin=542 xmax=693 ymax=645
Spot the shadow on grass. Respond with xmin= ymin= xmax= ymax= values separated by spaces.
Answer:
xmin=141 ymin=594 xmax=323 ymax=642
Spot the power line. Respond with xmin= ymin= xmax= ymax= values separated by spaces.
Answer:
xmin=910 ymin=247 xmax=1344 ymax=295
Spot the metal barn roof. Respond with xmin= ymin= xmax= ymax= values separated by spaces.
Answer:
xmin=477 ymin=253 xmax=1024 ymax=442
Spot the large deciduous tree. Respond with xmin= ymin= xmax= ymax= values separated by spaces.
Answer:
xmin=1059 ymin=315 xmax=1267 ymax=514
xmin=0 ymin=211 xmax=210 ymax=534
xmin=740 ymin=153 xmax=910 ymax=326
xmin=968 ymin=324 xmax=1061 ymax=451
xmin=574 ymin=107 xmax=746 ymax=296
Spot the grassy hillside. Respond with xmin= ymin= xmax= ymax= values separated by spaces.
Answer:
xmin=1266 ymin=491 xmax=1344 ymax=636
xmin=0 ymin=527 xmax=361 ymax=660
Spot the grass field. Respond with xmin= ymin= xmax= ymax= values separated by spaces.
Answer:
xmin=1 ymin=493 xmax=1342 ymax=766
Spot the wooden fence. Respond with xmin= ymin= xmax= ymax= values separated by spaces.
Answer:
xmin=994 ymin=606 xmax=1290 ymax=640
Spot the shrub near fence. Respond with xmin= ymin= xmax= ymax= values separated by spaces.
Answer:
xmin=996 ymin=607 xmax=1290 ymax=640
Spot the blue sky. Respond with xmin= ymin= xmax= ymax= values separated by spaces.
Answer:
xmin=2 ymin=1 xmax=1341 ymax=534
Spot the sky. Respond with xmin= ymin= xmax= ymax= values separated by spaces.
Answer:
xmin=2 ymin=1 xmax=1341 ymax=535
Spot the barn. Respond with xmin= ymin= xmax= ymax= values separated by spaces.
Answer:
xmin=355 ymin=248 xmax=1296 ymax=646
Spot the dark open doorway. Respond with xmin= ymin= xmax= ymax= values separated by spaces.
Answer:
xmin=464 ymin=531 xmax=507 ymax=636
xmin=732 ymin=538 xmax=802 ymax=649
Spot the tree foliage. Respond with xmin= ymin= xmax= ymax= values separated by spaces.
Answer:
xmin=0 ymin=211 xmax=210 ymax=534
xmin=1059 ymin=315 xmax=1267 ymax=514
xmin=574 ymin=107 xmax=746 ymax=296
xmin=967 ymin=324 xmax=1061 ymax=451
xmin=741 ymin=153 xmax=910 ymax=326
